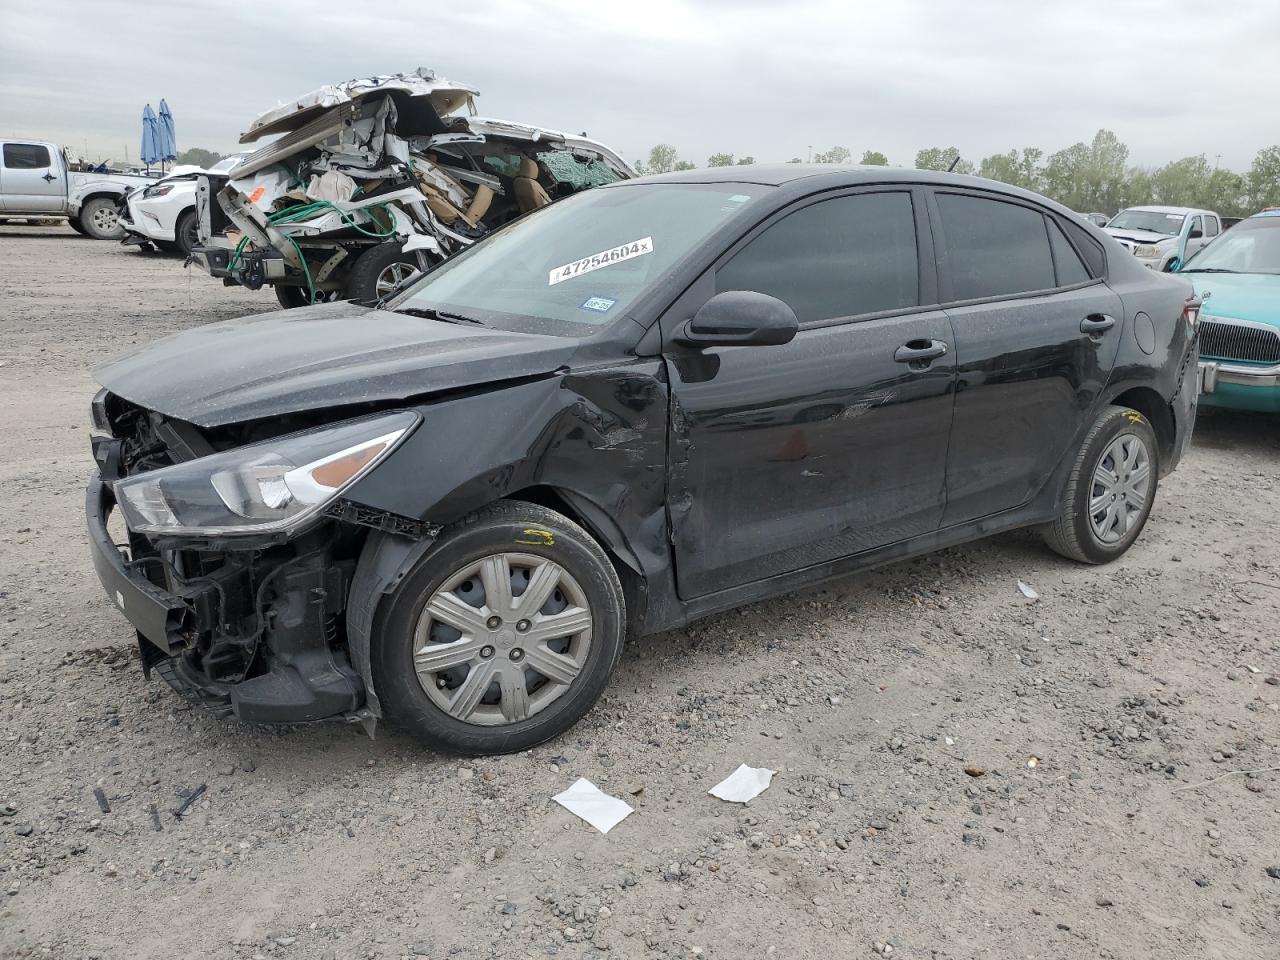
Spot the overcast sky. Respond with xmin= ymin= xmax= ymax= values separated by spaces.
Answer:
xmin=3 ymin=0 xmax=1278 ymax=171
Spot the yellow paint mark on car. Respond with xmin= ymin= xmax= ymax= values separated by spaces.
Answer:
xmin=515 ymin=528 xmax=555 ymax=546
xmin=1124 ymin=411 xmax=1146 ymax=425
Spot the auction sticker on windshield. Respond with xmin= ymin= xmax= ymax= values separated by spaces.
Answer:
xmin=549 ymin=237 xmax=653 ymax=286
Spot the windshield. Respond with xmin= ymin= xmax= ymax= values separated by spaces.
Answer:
xmin=394 ymin=183 xmax=764 ymax=335
xmin=1107 ymin=209 xmax=1184 ymax=236
xmin=1180 ymin=217 xmax=1280 ymax=274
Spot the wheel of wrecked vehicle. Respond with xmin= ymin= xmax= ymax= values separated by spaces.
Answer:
xmin=274 ymin=285 xmax=344 ymax=309
xmin=346 ymin=242 xmax=426 ymax=306
xmin=173 ymin=209 xmax=199 ymax=257
xmin=1042 ymin=405 xmax=1159 ymax=565
xmin=79 ymin=197 xmax=125 ymax=240
xmin=372 ymin=501 xmax=626 ymax=755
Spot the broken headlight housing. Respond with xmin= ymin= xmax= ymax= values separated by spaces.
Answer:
xmin=114 ymin=412 xmax=419 ymax=536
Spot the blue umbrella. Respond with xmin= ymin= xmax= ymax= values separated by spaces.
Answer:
xmin=157 ymin=99 xmax=177 ymax=162
xmin=140 ymin=104 xmax=161 ymax=169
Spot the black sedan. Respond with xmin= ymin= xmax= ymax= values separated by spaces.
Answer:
xmin=87 ymin=165 xmax=1201 ymax=754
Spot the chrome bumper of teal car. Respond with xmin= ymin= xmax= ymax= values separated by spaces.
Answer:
xmin=1198 ymin=359 xmax=1280 ymax=393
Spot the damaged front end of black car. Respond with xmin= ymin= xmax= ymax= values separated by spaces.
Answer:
xmin=87 ymin=392 xmax=423 ymax=726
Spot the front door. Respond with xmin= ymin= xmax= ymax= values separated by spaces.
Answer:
xmin=0 ymin=142 xmax=63 ymax=212
xmin=663 ymin=188 xmax=957 ymax=599
xmin=928 ymin=189 xmax=1123 ymax=524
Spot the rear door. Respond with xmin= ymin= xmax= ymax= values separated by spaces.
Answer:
xmin=663 ymin=186 xmax=957 ymax=599
xmin=930 ymin=189 xmax=1123 ymax=524
xmin=0 ymin=142 xmax=64 ymax=212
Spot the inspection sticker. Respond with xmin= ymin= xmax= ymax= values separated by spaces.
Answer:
xmin=580 ymin=296 xmax=617 ymax=313
xmin=549 ymin=237 xmax=653 ymax=286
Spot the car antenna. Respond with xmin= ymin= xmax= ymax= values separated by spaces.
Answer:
xmin=947 ymin=154 xmax=962 ymax=173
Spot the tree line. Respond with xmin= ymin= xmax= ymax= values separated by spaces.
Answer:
xmin=632 ymin=131 xmax=1280 ymax=217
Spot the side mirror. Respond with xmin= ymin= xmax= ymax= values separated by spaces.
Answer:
xmin=1188 ymin=227 xmax=1203 ymax=239
xmin=675 ymin=290 xmax=799 ymax=348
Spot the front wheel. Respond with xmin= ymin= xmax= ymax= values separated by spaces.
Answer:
xmin=1042 ymin=405 xmax=1159 ymax=564
xmin=346 ymin=242 xmax=430 ymax=306
xmin=79 ymin=198 xmax=124 ymax=240
xmin=371 ymin=502 xmax=626 ymax=755
xmin=173 ymin=209 xmax=199 ymax=256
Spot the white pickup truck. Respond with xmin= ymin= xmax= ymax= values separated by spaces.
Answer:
xmin=0 ymin=139 xmax=154 ymax=239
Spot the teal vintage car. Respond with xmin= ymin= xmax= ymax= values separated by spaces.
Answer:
xmin=1177 ymin=210 xmax=1280 ymax=412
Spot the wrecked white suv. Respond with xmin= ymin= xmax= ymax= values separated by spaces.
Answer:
xmin=190 ymin=69 xmax=635 ymax=307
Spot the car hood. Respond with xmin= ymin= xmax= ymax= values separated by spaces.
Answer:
xmin=1183 ymin=272 xmax=1280 ymax=327
xmin=95 ymin=301 xmax=577 ymax=428
xmin=1104 ymin=227 xmax=1174 ymax=244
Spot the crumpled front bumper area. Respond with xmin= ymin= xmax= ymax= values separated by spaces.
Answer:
xmin=86 ymin=473 xmax=366 ymax=724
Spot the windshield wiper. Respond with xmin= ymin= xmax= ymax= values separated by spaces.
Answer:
xmin=392 ymin=306 xmax=486 ymax=326
xmin=1179 ymin=267 xmax=1239 ymax=274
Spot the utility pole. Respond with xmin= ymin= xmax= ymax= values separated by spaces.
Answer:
xmin=807 ymin=145 xmax=812 ymax=163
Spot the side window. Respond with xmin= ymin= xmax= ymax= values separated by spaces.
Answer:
xmin=1060 ymin=216 xmax=1106 ymax=276
xmin=716 ymin=191 xmax=918 ymax=323
xmin=935 ymin=193 xmax=1055 ymax=300
xmin=1189 ymin=215 xmax=1203 ymax=237
xmin=1047 ymin=219 xmax=1091 ymax=286
xmin=1204 ymin=216 xmax=1219 ymax=237
xmin=3 ymin=143 xmax=52 ymax=170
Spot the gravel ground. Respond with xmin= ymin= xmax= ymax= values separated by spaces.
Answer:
xmin=1 ymin=223 xmax=1278 ymax=960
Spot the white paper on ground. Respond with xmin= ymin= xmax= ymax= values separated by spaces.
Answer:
xmin=552 ymin=778 xmax=634 ymax=834
xmin=1017 ymin=580 xmax=1039 ymax=600
xmin=708 ymin=764 xmax=775 ymax=804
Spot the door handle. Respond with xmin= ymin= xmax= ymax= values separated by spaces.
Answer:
xmin=41 ymin=172 xmax=56 ymax=182
xmin=894 ymin=339 xmax=948 ymax=365
xmin=1080 ymin=314 xmax=1116 ymax=334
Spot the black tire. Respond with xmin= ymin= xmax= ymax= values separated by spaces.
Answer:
xmin=79 ymin=197 xmax=125 ymax=240
xmin=173 ymin=209 xmax=198 ymax=256
xmin=273 ymin=285 xmax=343 ymax=309
xmin=67 ymin=217 xmax=88 ymax=236
xmin=346 ymin=242 xmax=429 ymax=306
xmin=275 ymin=284 xmax=312 ymax=309
xmin=1042 ymin=405 xmax=1160 ymax=564
xmin=371 ymin=501 xmax=626 ymax=755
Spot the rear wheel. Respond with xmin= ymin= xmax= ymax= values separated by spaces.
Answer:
xmin=79 ymin=198 xmax=124 ymax=240
xmin=346 ymin=242 xmax=430 ymax=306
xmin=371 ymin=501 xmax=625 ymax=755
xmin=1042 ymin=405 xmax=1159 ymax=564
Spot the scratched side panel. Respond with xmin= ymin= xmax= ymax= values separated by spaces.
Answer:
xmin=342 ymin=361 xmax=672 ymax=594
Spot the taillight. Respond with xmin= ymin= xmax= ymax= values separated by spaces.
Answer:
xmin=1182 ymin=297 xmax=1201 ymax=329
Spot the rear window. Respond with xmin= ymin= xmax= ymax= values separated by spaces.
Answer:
xmin=1059 ymin=217 xmax=1106 ymax=276
xmin=3 ymin=143 xmax=51 ymax=169
xmin=538 ymin=152 xmax=624 ymax=189
xmin=1047 ymin=219 xmax=1091 ymax=286
xmin=936 ymin=193 xmax=1055 ymax=300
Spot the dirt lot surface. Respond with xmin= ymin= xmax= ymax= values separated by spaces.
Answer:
xmin=1 ymin=223 xmax=1278 ymax=960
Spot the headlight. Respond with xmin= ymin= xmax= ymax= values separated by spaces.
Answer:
xmin=143 ymin=183 xmax=174 ymax=199
xmin=1133 ymin=244 xmax=1164 ymax=259
xmin=114 ymin=411 xmax=418 ymax=536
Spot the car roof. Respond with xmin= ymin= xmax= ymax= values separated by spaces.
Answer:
xmin=634 ymin=163 xmax=1055 ymax=194
xmin=620 ymin=164 xmax=1088 ymax=217
xmin=1117 ymin=204 xmax=1212 ymax=215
